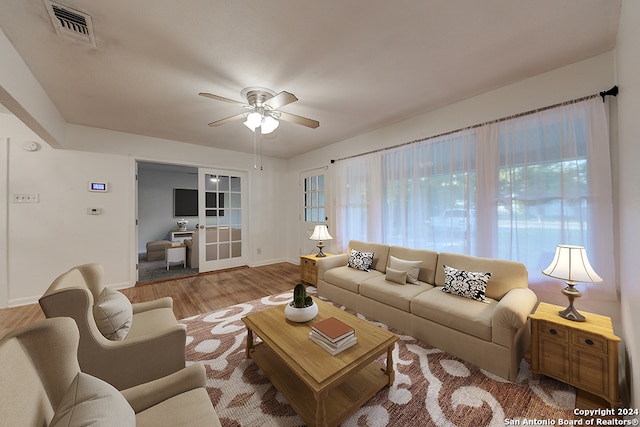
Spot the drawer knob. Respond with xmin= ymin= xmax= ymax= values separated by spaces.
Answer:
xmin=585 ymin=338 xmax=594 ymax=346
xmin=549 ymin=328 xmax=558 ymax=335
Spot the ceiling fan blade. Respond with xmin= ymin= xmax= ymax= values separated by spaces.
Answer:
xmin=207 ymin=112 xmax=247 ymax=127
xmin=264 ymin=91 xmax=298 ymax=110
xmin=199 ymin=92 xmax=248 ymax=107
xmin=276 ymin=111 xmax=320 ymax=129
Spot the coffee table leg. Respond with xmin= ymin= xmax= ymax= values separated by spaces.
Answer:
xmin=315 ymin=390 xmax=327 ymax=426
xmin=246 ymin=328 xmax=254 ymax=358
xmin=386 ymin=345 xmax=395 ymax=385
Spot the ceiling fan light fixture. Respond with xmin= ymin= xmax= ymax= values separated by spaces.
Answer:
xmin=261 ymin=115 xmax=279 ymax=134
xmin=244 ymin=111 xmax=262 ymax=130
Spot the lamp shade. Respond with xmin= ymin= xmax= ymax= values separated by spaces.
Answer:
xmin=542 ymin=245 xmax=602 ymax=283
xmin=261 ymin=115 xmax=279 ymax=134
xmin=243 ymin=112 xmax=262 ymax=130
xmin=309 ymin=225 xmax=333 ymax=241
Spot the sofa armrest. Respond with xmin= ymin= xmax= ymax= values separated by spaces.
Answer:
xmin=316 ymin=254 xmax=348 ymax=281
xmin=121 ymin=363 xmax=206 ymax=413
xmin=132 ymin=297 xmax=174 ymax=313
xmin=493 ymin=288 xmax=537 ymax=330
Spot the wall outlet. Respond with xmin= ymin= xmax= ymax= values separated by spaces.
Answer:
xmin=13 ymin=193 xmax=39 ymax=203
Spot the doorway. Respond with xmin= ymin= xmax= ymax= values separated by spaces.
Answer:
xmin=136 ymin=162 xmax=249 ymax=283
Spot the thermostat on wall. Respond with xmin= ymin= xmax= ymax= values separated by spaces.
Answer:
xmin=88 ymin=182 xmax=109 ymax=192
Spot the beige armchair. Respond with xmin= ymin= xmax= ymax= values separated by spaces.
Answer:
xmin=39 ymin=263 xmax=187 ymax=390
xmin=0 ymin=317 xmax=221 ymax=427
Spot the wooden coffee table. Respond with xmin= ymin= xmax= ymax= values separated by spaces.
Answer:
xmin=242 ymin=297 xmax=398 ymax=427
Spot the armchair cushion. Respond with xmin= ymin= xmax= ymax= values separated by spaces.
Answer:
xmin=50 ymin=372 xmax=135 ymax=427
xmin=93 ymin=287 xmax=133 ymax=340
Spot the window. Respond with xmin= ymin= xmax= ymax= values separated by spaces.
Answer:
xmin=334 ymin=97 xmax=615 ymax=299
xmin=304 ymin=174 xmax=325 ymax=223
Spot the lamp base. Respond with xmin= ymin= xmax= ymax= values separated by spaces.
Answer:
xmin=559 ymin=283 xmax=586 ymax=322
xmin=315 ymin=242 xmax=326 ymax=257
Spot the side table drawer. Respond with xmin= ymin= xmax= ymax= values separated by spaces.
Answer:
xmin=538 ymin=321 xmax=568 ymax=341
xmin=573 ymin=331 xmax=607 ymax=354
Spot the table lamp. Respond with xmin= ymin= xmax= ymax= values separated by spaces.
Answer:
xmin=309 ymin=225 xmax=333 ymax=257
xmin=542 ymin=244 xmax=602 ymax=322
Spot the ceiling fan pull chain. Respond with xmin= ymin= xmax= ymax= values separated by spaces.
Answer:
xmin=253 ymin=127 xmax=258 ymax=169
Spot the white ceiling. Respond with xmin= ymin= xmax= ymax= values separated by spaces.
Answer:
xmin=0 ymin=0 xmax=620 ymax=158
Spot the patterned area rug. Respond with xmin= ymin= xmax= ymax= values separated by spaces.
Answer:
xmin=182 ymin=292 xmax=577 ymax=427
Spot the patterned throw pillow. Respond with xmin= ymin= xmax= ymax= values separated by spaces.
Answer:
xmin=347 ymin=249 xmax=374 ymax=271
xmin=441 ymin=265 xmax=491 ymax=303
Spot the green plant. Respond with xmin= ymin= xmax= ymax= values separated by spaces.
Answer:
xmin=293 ymin=283 xmax=313 ymax=308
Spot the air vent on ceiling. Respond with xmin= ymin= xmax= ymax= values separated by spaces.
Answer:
xmin=44 ymin=0 xmax=96 ymax=47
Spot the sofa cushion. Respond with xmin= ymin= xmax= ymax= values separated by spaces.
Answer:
xmin=411 ymin=288 xmax=495 ymax=341
xmin=50 ymin=372 xmax=135 ymax=427
xmin=441 ymin=265 xmax=491 ymax=303
xmin=359 ymin=276 xmax=433 ymax=312
xmin=323 ymin=266 xmax=382 ymax=293
xmin=388 ymin=255 xmax=421 ymax=284
xmin=385 ymin=267 xmax=407 ymax=284
xmin=435 ymin=252 xmax=528 ymax=300
xmin=347 ymin=249 xmax=374 ymax=271
xmin=93 ymin=288 xmax=133 ymax=340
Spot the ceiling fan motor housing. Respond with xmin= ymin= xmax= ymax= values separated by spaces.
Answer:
xmin=241 ymin=87 xmax=276 ymax=109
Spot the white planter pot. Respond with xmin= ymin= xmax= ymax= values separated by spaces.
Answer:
xmin=284 ymin=302 xmax=318 ymax=323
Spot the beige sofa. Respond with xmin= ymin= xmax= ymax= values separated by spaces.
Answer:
xmin=317 ymin=240 xmax=537 ymax=381
xmin=0 ymin=317 xmax=221 ymax=426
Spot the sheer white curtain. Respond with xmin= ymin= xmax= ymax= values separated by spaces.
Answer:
xmin=333 ymin=152 xmax=384 ymax=250
xmin=332 ymin=97 xmax=616 ymax=300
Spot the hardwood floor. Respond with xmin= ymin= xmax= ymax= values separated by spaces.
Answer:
xmin=0 ymin=262 xmax=300 ymax=339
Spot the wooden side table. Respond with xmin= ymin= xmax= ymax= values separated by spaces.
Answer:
xmin=300 ymin=253 xmax=332 ymax=286
xmin=529 ymin=302 xmax=621 ymax=407
xmin=165 ymin=245 xmax=187 ymax=270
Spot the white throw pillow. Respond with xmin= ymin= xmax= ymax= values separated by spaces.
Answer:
xmin=388 ymin=255 xmax=422 ymax=284
xmin=93 ymin=288 xmax=133 ymax=340
xmin=441 ymin=264 xmax=491 ymax=303
xmin=50 ymin=372 xmax=135 ymax=427
xmin=385 ymin=267 xmax=407 ymax=284
xmin=347 ymin=249 xmax=374 ymax=271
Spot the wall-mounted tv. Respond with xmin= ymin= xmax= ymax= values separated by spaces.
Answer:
xmin=173 ymin=188 xmax=197 ymax=217
xmin=173 ymin=188 xmax=225 ymax=217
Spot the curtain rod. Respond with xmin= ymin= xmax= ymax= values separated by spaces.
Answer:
xmin=331 ymin=87 xmax=617 ymax=164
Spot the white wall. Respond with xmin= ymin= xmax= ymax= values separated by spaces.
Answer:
xmin=2 ymin=114 xmax=132 ymax=305
xmin=615 ymin=0 xmax=640 ymax=408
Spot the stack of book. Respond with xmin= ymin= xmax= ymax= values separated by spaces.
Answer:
xmin=309 ymin=316 xmax=357 ymax=355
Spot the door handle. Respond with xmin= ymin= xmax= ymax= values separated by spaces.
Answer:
xmin=199 ymin=225 xmax=205 ymax=229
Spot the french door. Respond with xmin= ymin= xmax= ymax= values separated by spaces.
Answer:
xmin=197 ymin=168 xmax=248 ymax=272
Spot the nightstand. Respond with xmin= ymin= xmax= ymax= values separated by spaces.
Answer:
xmin=300 ymin=254 xmax=332 ymax=286
xmin=529 ymin=302 xmax=621 ymax=407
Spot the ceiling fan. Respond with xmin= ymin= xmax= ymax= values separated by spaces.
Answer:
xmin=199 ymin=87 xmax=319 ymax=134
